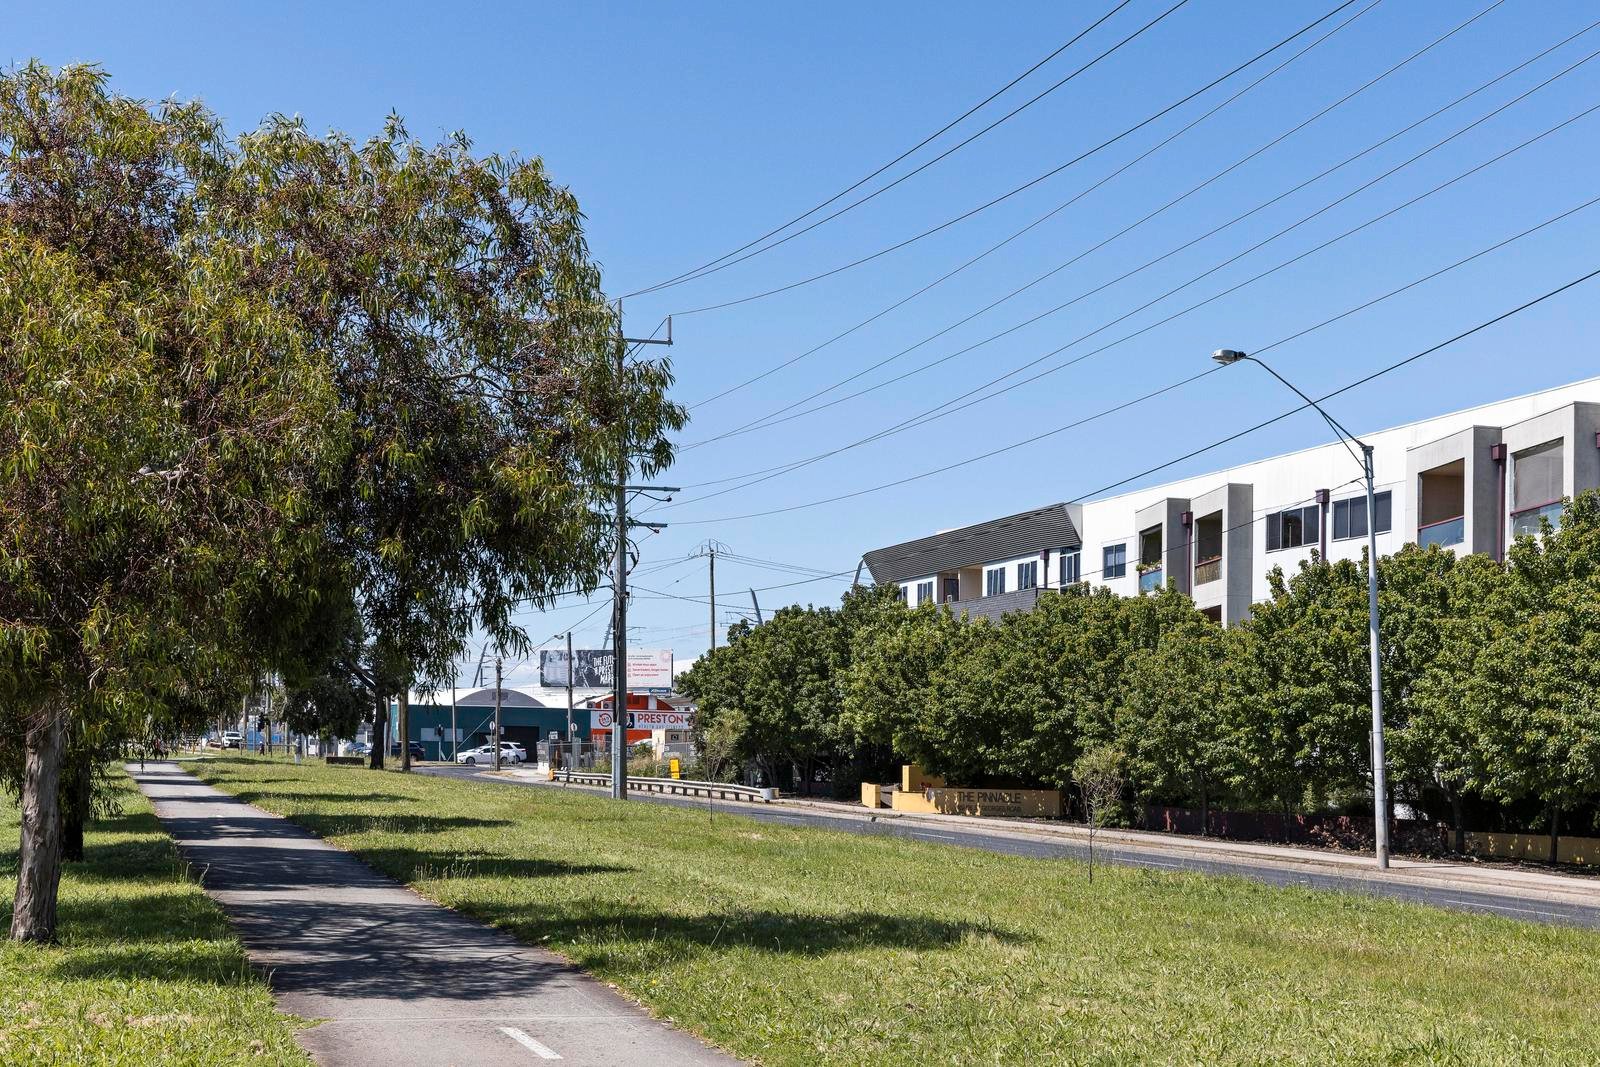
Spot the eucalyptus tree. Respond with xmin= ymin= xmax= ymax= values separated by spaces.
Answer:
xmin=215 ymin=115 xmax=684 ymax=767
xmin=0 ymin=65 xmax=344 ymax=941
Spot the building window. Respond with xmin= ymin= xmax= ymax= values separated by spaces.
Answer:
xmin=1332 ymin=491 xmax=1392 ymax=540
xmin=915 ymin=580 xmax=933 ymax=606
xmin=1060 ymin=550 xmax=1081 ymax=585
xmin=942 ymin=576 xmax=959 ymax=602
xmin=1017 ymin=561 xmax=1037 ymax=590
xmin=1266 ymin=504 xmax=1320 ymax=551
xmin=985 ymin=568 xmax=1006 ymax=596
xmin=1511 ymin=439 xmax=1565 ymax=538
xmin=1103 ymin=543 xmax=1126 ymax=580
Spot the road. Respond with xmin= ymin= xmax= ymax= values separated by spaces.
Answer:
xmin=135 ymin=763 xmax=742 ymax=1067
xmin=419 ymin=764 xmax=1600 ymax=930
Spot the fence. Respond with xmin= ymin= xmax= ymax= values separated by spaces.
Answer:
xmin=552 ymin=771 xmax=776 ymax=803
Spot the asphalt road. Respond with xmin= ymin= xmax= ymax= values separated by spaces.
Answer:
xmin=135 ymin=763 xmax=741 ymax=1067
xmin=419 ymin=764 xmax=1600 ymax=930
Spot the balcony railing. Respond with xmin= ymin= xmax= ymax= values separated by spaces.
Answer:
xmin=1138 ymin=567 xmax=1164 ymax=593
xmin=1417 ymin=514 xmax=1464 ymax=549
xmin=1194 ymin=556 xmax=1221 ymax=586
xmin=1511 ymin=500 xmax=1564 ymax=540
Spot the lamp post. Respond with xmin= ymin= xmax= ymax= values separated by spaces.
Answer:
xmin=1212 ymin=349 xmax=1389 ymax=870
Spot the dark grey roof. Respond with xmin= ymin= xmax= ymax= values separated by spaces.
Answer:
xmin=863 ymin=504 xmax=1079 ymax=585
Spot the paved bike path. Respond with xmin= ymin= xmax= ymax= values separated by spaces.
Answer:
xmin=133 ymin=763 xmax=741 ymax=1067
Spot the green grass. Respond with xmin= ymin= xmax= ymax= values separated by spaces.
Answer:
xmin=0 ymin=770 xmax=311 ymax=1066
xmin=192 ymin=756 xmax=1600 ymax=1066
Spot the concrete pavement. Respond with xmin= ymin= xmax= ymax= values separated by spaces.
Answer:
xmin=133 ymin=763 xmax=742 ymax=1067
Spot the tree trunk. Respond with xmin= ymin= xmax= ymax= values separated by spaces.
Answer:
xmin=398 ymin=689 xmax=411 ymax=772
xmin=11 ymin=711 xmax=67 ymax=942
xmin=62 ymin=755 xmax=90 ymax=864
xmin=369 ymin=689 xmax=386 ymax=770
xmin=1449 ymin=789 xmax=1465 ymax=855
xmin=1198 ymin=781 xmax=1210 ymax=837
xmin=1549 ymin=803 xmax=1561 ymax=866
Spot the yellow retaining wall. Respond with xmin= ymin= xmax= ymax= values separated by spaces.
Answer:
xmin=861 ymin=782 xmax=884 ymax=809
xmin=1465 ymin=831 xmax=1600 ymax=865
xmin=901 ymin=764 xmax=946 ymax=792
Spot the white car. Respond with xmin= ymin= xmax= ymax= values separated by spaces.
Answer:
xmin=455 ymin=743 xmax=524 ymax=766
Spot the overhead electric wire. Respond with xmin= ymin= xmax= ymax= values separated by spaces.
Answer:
xmin=682 ymin=23 xmax=1592 ymax=459
xmin=663 ymin=72 xmax=1600 ymax=506
xmin=623 ymin=0 xmax=1146 ymax=299
xmin=667 ymin=237 xmax=1600 ymax=526
xmin=686 ymin=0 xmax=1534 ymax=433
xmin=686 ymin=0 xmax=1406 ymax=411
xmin=1069 ymin=267 xmax=1600 ymax=504
xmin=667 ymin=1 xmax=1377 ymax=318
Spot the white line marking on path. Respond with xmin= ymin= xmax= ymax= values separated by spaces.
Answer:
xmin=500 ymin=1027 xmax=562 ymax=1059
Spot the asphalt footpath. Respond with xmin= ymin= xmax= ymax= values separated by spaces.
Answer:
xmin=132 ymin=763 xmax=742 ymax=1067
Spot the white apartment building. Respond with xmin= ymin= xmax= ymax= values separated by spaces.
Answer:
xmin=863 ymin=377 xmax=1600 ymax=625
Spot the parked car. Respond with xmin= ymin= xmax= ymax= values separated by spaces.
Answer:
xmin=338 ymin=740 xmax=370 ymax=757
xmin=455 ymin=744 xmax=496 ymax=766
xmin=220 ymin=731 xmax=243 ymax=749
xmin=389 ymin=740 xmax=426 ymax=761
xmin=500 ymin=741 xmax=527 ymax=764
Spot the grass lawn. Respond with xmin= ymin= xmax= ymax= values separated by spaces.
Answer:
xmin=0 ymin=769 xmax=311 ymax=1066
xmin=194 ymin=755 xmax=1599 ymax=1066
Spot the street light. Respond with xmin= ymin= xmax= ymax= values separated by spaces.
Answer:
xmin=1212 ymin=348 xmax=1390 ymax=871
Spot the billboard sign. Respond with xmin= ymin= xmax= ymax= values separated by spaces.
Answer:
xmin=540 ymin=649 xmax=615 ymax=688
xmin=595 ymin=708 xmax=691 ymax=731
xmin=541 ymin=649 xmax=673 ymax=690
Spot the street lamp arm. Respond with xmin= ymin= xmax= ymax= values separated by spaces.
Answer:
xmin=1242 ymin=355 xmax=1369 ymax=455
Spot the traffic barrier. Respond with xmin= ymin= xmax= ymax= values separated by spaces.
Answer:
xmin=553 ymin=771 xmax=776 ymax=803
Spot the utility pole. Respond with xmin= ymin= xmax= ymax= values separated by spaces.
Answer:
xmin=450 ymin=669 xmax=458 ymax=763
xmin=611 ymin=320 xmax=629 ymax=800
xmin=708 ymin=545 xmax=717 ymax=651
xmin=565 ymin=631 xmax=575 ymax=778
xmin=612 ymin=302 xmax=676 ymax=801
xmin=493 ymin=656 xmax=503 ymax=773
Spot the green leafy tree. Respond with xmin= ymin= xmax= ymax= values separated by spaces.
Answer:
xmin=840 ymin=595 xmax=966 ymax=774
xmin=1117 ymin=613 xmax=1247 ymax=829
xmin=0 ymin=66 xmax=344 ymax=941
xmin=1458 ymin=492 xmax=1600 ymax=861
xmin=216 ymin=114 xmax=684 ymax=768
xmin=1239 ymin=558 xmax=1370 ymax=822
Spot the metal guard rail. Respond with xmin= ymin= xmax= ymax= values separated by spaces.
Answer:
xmin=553 ymin=771 xmax=776 ymax=803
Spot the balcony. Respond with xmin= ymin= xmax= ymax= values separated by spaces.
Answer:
xmin=1511 ymin=501 xmax=1564 ymax=540
xmin=1417 ymin=515 xmax=1464 ymax=549
xmin=1194 ymin=556 xmax=1221 ymax=586
xmin=1138 ymin=567 xmax=1164 ymax=594
xmin=945 ymin=587 xmax=1042 ymax=623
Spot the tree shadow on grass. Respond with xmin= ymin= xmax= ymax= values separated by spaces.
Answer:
xmin=479 ymin=899 xmax=1027 ymax=960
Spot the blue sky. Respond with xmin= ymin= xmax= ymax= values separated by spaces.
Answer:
xmin=14 ymin=1 xmax=1600 ymax=679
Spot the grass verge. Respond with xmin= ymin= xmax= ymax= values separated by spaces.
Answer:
xmin=0 ymin=768 xmax=311 ymax=1066
xmin=194 ymin=755 xmax=1600 ymax=1066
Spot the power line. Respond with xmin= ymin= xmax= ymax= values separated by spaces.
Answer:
xmin=667 ymin=1 xmax=1377 ymax=318
xmin=683 ymin=0 xmax=1528 ymax=433
xmin=664 ymin=81 xmax=1600 ymax=506
xmin=668 ymin=250 xmax=1600 ymax=526
xmin=623 ymin=0 xmax=1146 ymax=299
xmin=683 ymin=0 xmax=1404 ymax=412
